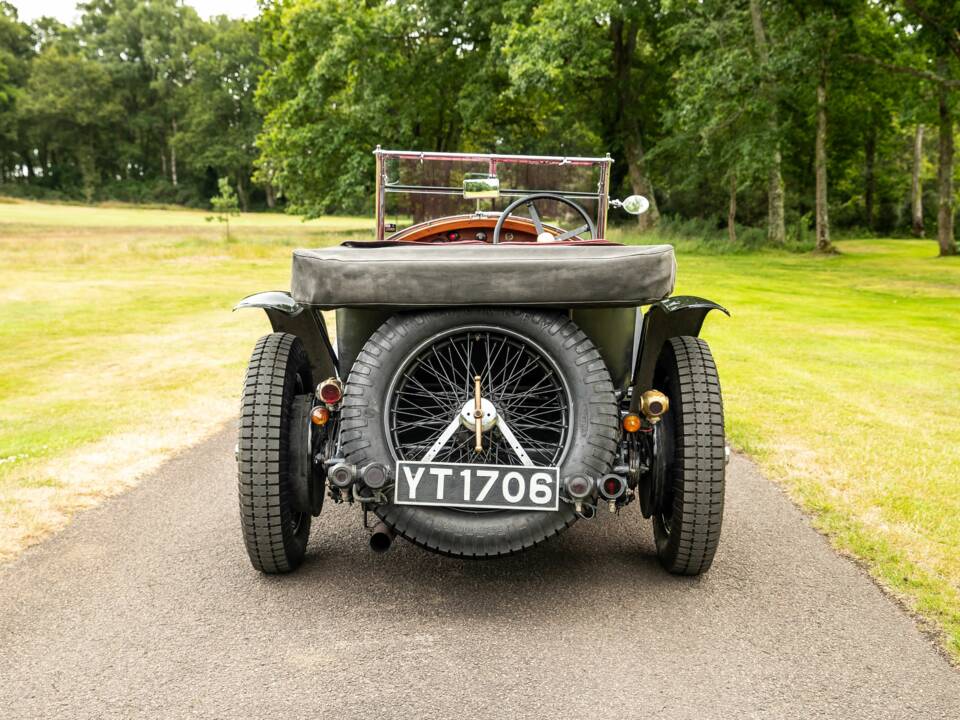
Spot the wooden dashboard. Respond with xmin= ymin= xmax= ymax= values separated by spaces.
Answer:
xmin=388 ymin=215 xmax=574 ymax=243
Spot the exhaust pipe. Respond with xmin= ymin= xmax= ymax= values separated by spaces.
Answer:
xmin=369 ymin=521 xmax=394 ymax=553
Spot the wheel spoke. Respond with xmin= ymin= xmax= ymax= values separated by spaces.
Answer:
xmin=555 ymin=224 xmax=589 ymax=241
xmin=390 ymin=327 xmax=569 ymax=468
xmin=527 ymin=201 xmax=545 ymax=235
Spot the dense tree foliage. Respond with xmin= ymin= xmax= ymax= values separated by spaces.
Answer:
xmin=1 ymin=0 xmax=959 ymax=252
xmin=0 ymin=0 xmax=261 ymax=207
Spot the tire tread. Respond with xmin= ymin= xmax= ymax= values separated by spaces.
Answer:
xmin=655 ymin=336 xmax=725 ymax=575
xmin=237 ymin=333 xmax=311 ymax=573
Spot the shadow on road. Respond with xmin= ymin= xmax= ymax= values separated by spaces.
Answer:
xmin=258 ymin=507 xmax=705 ymax=624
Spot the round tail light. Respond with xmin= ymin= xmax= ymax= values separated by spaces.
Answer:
xmin=564 ymin=475 xmax=594 ymax=500
xmin=598 ymin=474 xmax=626 ymax=500
xmin=361 ymin=462 xmax=389 ymax=490
xmin=317 ymin=378 xmax=343 ymax=405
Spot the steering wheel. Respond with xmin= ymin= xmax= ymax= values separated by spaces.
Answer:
xmin=492 ymin=193 xmax=597 ymax=244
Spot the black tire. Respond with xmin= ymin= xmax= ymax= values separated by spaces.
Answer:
xmin=652 ymin=336 xmax=725 ymax=575
xmin=341 ymin=309 xmax=618 ymax=558
xmin=237 ymin=332 xmax=313 ymax=573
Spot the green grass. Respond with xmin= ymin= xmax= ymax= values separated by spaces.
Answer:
xmin=0 ymin=199 xmax=366 ymax=556
xmin=636 ymin=237 xmax=960 ymax=659
xmin=1 ymin=201 xmax=369 ymax=468
xmin=1 ymin=198 xmax=958 ymax=660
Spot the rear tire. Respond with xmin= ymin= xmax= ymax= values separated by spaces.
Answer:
xmin=652 ymin=336 xmax=725 ymax=575
xmin=237 ymin=332 xmax=313 ymax=573
xmin=341 ymin=308 xmax=619 ymax=558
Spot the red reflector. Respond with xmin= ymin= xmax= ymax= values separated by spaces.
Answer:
xmin=318 ymin=380 xmax=342 ymax=404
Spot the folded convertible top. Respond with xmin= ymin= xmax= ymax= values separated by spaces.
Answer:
xmin=291 ymin=242 xmax=676 ymax=309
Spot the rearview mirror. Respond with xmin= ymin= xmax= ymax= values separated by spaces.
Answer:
xmin=463 ymin=173 xmax=500 ymax=199
xmin=619 ymin=195 xmax=650 ymax=215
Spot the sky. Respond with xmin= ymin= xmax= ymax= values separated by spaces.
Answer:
xmin=11 ymin=0 xmax=261 ymax=24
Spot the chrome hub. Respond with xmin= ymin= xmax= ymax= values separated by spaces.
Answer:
xmin=460 ymin=397 xmax=497 ymax=431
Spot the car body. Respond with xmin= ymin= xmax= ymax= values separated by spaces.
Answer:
xmin=236 ymin=148 xmax=728 ymax=575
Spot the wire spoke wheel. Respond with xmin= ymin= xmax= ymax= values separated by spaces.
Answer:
xmin=341 ymin=308 xmax=617 ymax=558
xmin=388 ymin=327 xmax=569 ymax=468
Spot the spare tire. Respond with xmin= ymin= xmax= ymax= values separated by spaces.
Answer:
xmin=340 ymin=308 xmax=618 ymax=557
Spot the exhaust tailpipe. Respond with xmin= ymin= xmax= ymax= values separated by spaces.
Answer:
xmin=369 ymin=521 xmax=394 ymax=553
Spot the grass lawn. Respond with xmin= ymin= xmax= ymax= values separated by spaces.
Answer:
xmin=1 ymin=198 xmax=958 ymax=659
xmin=662 ymin=238 xmax=960 ymax=660
xmin=0 ymin=199 xmax=369 ymax=562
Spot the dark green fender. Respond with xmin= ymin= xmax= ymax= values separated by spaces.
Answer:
xmin=234 ymin=291 xmax=339 ymax=383
xmin=630 ymin=296 xmax=729 ymax=410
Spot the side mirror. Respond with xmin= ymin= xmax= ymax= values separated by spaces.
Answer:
xmin=617 ymin=194 xmax=650 ymax=215
xmin=463 ymin=173 xmax=500 ymax=199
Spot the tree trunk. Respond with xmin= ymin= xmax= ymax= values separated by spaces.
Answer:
xmin=750 ymin=0 xmax=786 ymax=245
xmin=160 ymin=150 xmax=167 ymax=180
xmin=815 ymin=64 xmax=834 ymax=253
xmin=728 ymin=174 xmax=737 ymax=244
xmin=170 ymin=118 xmax=178 ymax=187
xmin=236 ymin=174 xmax=249 ymax=212
xmin=937 ymin=90 xmax=957 ymax=256
xmin=611 ymin=17 xmax=659 ymax=232
xmin=624 ymin=134 xmax=660 ymax=231
xmin=864 ymin=121 xmax=876 ymax=229
xmin=265 ymin=181 xmax=276 ymax=209
xmin=78 ymin=145 xmax=97 ymax=204
xmin=767 ymin=156 xmax=786 ymax=245
xmin=22 ymin=148 xmax=34 ymax=180
xmin=912 ymin=123 xmax=924 ymax=237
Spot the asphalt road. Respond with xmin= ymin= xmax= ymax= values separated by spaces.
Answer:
xmin=1 ymin=428 xmax=958 ymax=719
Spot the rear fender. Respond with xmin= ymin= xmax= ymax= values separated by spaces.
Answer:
xmin=234 ymin=291 xmax=339 ymax=381
xmin=630 ymin=296 xmax=729 ymax=410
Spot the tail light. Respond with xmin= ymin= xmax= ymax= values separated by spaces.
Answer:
xmin=329 ymin=462 xmax=355 ymax=488
xmin=598 ymin=474 xmax=627 ymax=501
xmin=317 ymin=377 xmax=343 ymax=405
xmin=361 ymin=462 xmax=389 ymax=490
xmin=564 ymin=475 xmax=594 ymax=500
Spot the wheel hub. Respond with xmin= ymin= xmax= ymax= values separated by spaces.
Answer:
xmin=459 ymin=397 xmax=497 ymax=431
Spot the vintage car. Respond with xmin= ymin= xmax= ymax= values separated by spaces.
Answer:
xmin=235 ymin=148 xmax=728 ymax=575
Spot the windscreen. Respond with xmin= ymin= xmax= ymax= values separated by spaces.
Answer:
xmin=382 ymin=156 xmax=603 ymax=232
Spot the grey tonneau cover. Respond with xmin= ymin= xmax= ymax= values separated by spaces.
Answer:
xmin=291 ymin=242 xmax=675 ymax=309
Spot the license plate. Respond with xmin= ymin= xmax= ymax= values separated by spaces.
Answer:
xmin=394 ymin=461 xmax=560 ymax=512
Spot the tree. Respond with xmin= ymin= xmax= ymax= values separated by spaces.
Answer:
xmin=256 ymin=0 xmax=493 ymax=216
xmin=749 ymin=0 xmax=786 ymax=244
xmin=175 ymin=17 xmax=262 ymax=210
xmin=659 ymin=0 xmax=789 ymax=242
xmin=496 ymin=0 xmax=670 ymax=230
xmin=208 ymin=176 xmax=240 ymax=240
xmin=773 ymin=2 xmax=861 ymax=254
xmin=142 ymin=0 xmax=208 ymax=187
xmin=75 ymin=0 xmax=205 ymax=186
xmin=850 ymin=1 xmax=960 ymax=256
xmin=19 ymin=43 xmax=120 ymax=199
xmin=811 ymin=13 xmax=839 ymax=254
xmin=0 ymin=2 xmax=33 ymax=183
xmin=0 ymin=0 xmax=953 ymax=245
